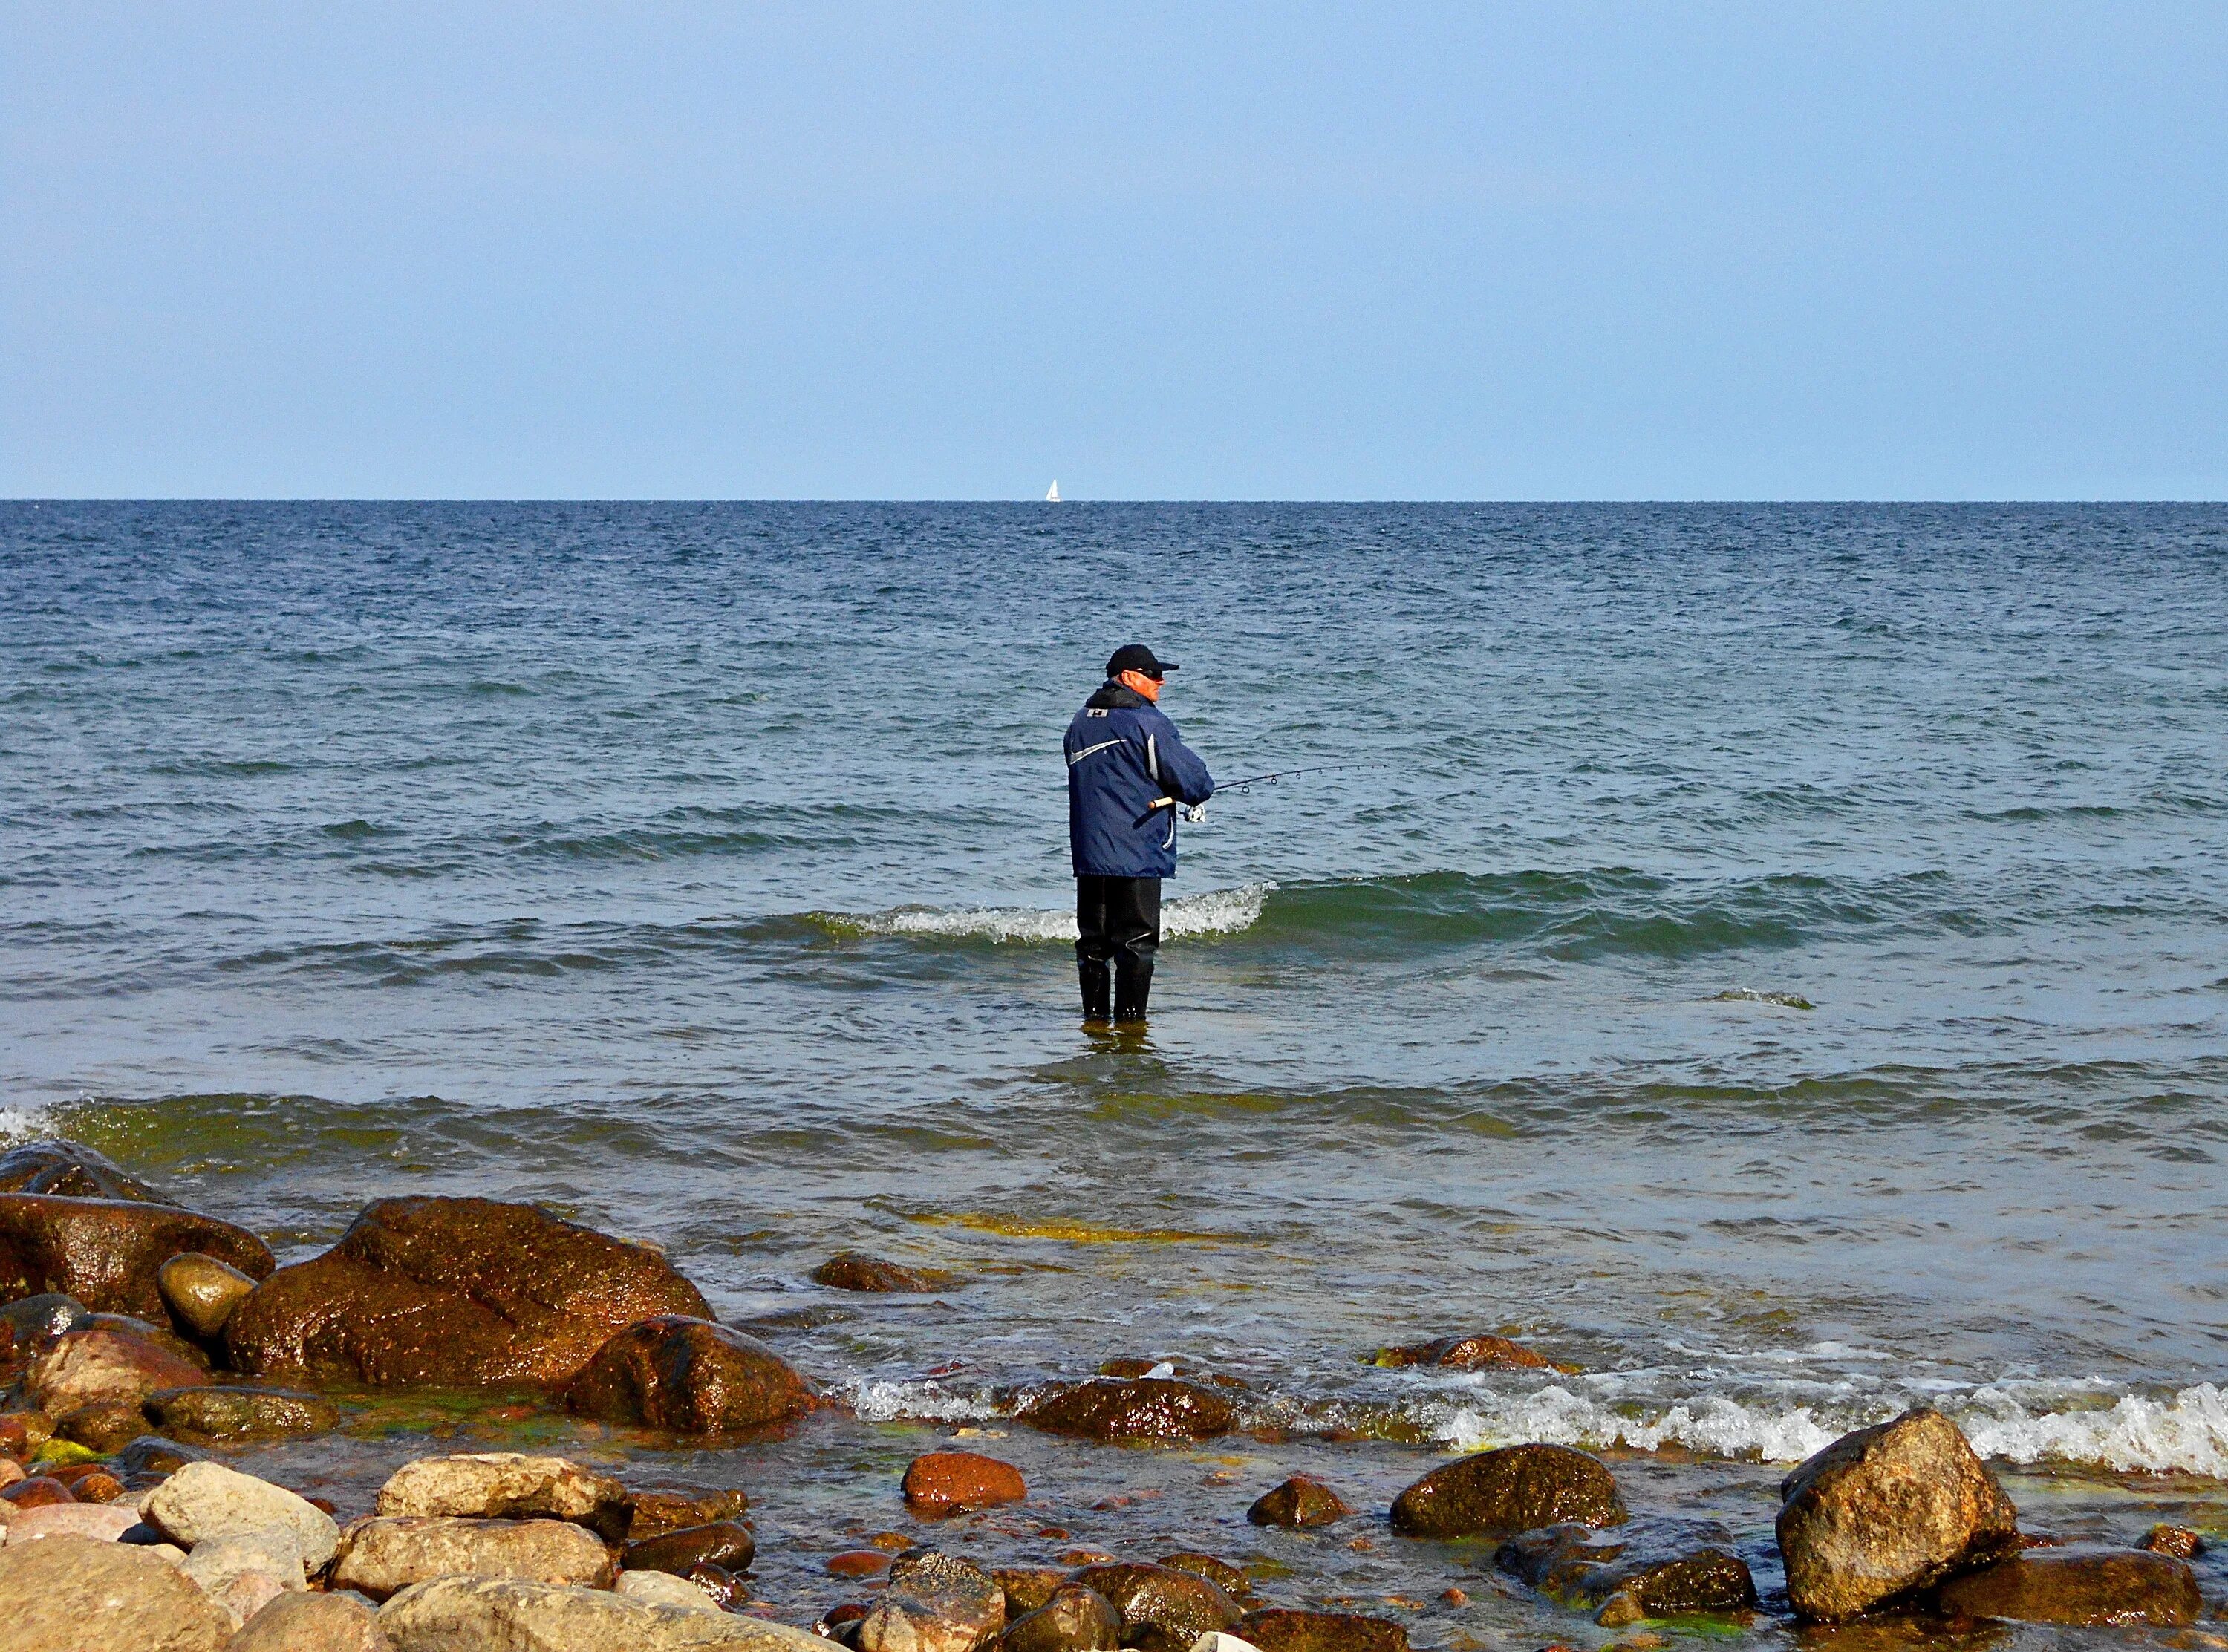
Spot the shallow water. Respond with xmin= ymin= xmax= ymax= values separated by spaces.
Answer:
xmin=4 ymin=502 xmax=2225 ymax=1636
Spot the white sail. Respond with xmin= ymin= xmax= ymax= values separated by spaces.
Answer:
xmin=1046 ymin=480 xmax=1061 ymax=502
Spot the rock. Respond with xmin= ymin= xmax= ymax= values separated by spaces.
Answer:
xmin=905 ymin=1450 xmax=1028 ymax=1515
xmin=1931 ymin=1548 xmax=2201 ymax=1627
xmin=224 ymin=1195 xmax=711 ymax=1388
xmin=628 ymin=1486 xmax=753 ymax=1540
xmin=1775 ymin=1407 xmax=2019 ymax=1622
xmin=0 ymin=1293 xmax=92 ymax=1347
xmin=618 ymin=1567 xmax=723 ymax=1611
xmin=112 ymin=1434 xmax=207 ymax=1479
xmin=4 ymin=1476 xmax=75 ymax=1509
xmin=1237 ymin=1611 xmax=1409 ymax=1652
xmin=995 ymin=1566 xmax=1072 ymax=1616
xmin=1390 ymin=1444 xmax=1626 ymax=1538
xmin=0 ymin=1530 xmax=235 ymax=1650
xmin=0 ymin=1140 xmax=165 ymax=1201
xmin=564 ymin=1316 xmax=818 ymax=1432
xmin=1494 ymin=1519 xmax=1757 ymax=1616
xmin=147 ymin=1385 xmax=342 ymax=1442
xmin=625 ymin=1519 xmax=757 ymax=1576
xmin=143 ymin=1460 xmax=342 ymax=1570
xmin=157 ymin=1253 xmax=260 ymax=1339
xmin=1192 ymin=1636 xmax=1264 ymax=1652
xmin=227 ymin=1590 xmax=391 ymax=1652
xmin=377 ymin=1574 xmax=829 ymax=1651
xmin=86 ymin=1310 xmax=212 ymax=1367
xmin=1017 ymin=1379 xmax=1236 ymax=1441
xmin=1247 ymin=1476 xmax=1349 ymax=1529
xmin=2138 ymin=1524 xmax=2206 ymax=1558
xmin=0 ymin=1193 xmax=275 ymax=1319
xmin=815 ymin=1252 xmax=939 ymax=1292
xmin=377 ymin=1452 xmax=632 ymax=1543
xmin=330 ymin=1515 xmax=618 ymax=1602
xmin=1372 ymin=1334 xmax=1552 ymax=1371
xmin=1158 ymin=1556 xmax=1251 ymax=1600
xmin=1002 ymin=1583 xmax=1123 ymax=1652
xmin=25 ymin=1324 xmax=210 ymax=1414
xmin=181 ymin=1528 xmax=304 ymax=1628
xmin=1067 ymin=1562 xmax=1244 ymax=1652
xmin=1 ymin=1501 xmax=142 ymax=1544
xmin=858 ymin=1547 xmax=1009 ymax=1652
xmin=55 ymin=1468 xmax=123 ymax=1504
xmin=0 ymin=1459 xmax=25 ymax=1492
xmin=58 ymin=1400 xmax=151 ymax=1452
xmin=686 ymin=1561 xmax=749 ymax=1609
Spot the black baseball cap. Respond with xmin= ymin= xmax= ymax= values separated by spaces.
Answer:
xmin=1106 ymin=643 xmax=1177 ymax=680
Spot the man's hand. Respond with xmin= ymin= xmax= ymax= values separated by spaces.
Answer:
xmin=1182 ymin=802 xmax=1208 ymax=824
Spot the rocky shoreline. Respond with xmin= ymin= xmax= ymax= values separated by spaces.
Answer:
xmin=0 ymin=1137 xmax=2219 ymax=1651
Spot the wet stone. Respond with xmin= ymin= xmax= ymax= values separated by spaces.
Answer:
xmin=155 ymin=1251 xmax=260 ymax=1340
xmin=1495 ymin=1519 xmax=1758 ymax=1616
xmin=859 ymin=1547 xmax=1008 ymax=1652
xmin=834 ymin=1549 xmax=899 ymax=1578
xmin=1372 ymin=1333 xmax=1553 ymax=1371
xmin=2138 ymin=1524 xmax=2206 ymax=1558
xmin=1017 ymin=1377 xmax=1237 ymax=1441
xmin=25 ymin=1324 xmax=209 ymax=1414
xmin=564 ymin=1315 xmax=818 ymax=1433
xmin=111 ymin=1434 xmax=206 ymax=1479
xmin=1248 ymin=1475 xmax=1351 ymax=1529
xmin=815 ymin=1251 xmax=940 ymax=1292
xmin=1000 ymin=1583 xmax=1123 ymax=1652
xmin=56 ymin=1400 xmax=149 ymax=1453
xmin=905 ymin=1449 xmax=1029 ymax=1515
xmin=624 ymin=1518 xmax=757 ymax=1576
xmin=0 ymin=1193 xmax=275 ymax=1321
xmin=146 ymin=1384 xmax=342 ymax=1442
xmin=0 ymin=1140 xmax=164 ymax=1202
xmin=1239 ymin=1609 xmax=1411 ymax=1652
xmin=628 ymin=1485 xmax=754 ymax=1541
xmin=4 ymin=1477 xmax=76 ymax=1509
xmin=1158 ymin=1553 xmax=1253 ymax=1599
xmin=1390 ymin=1444 xmax=1626 ymax=1539
xmin=1930 ymin=1548 xmax=2203 ymax=1627
xmin=0 ymin=1294 xmax=91 ymax=1348
xmin=994 ymin=1564 xmax=1071 ymax=1616
xmin=1066 ymin=1561 xmax=1244 ymax=1652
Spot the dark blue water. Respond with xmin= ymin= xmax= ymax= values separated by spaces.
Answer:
xmin=3 ymin=501 xmax=2226 ymax=1489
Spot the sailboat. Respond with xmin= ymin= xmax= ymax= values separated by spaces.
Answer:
xmin=1045 ymin=480 xmax=1061 ymax=502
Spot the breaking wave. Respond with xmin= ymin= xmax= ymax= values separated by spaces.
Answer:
xmin=828 ymin=883 xmax=1273 ymax=944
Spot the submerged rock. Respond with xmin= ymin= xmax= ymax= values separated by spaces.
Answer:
xmin=905 ymin=1449 xmax=1028 ymax=1515
xmin=111 ymin=1434 xmax=207 ymax=1480
xmin=994 ymin=1565 xmax=1072 ymax=1617
xmin=1775 ymin=1407 xmax=2019 ymax=1622
xmin=628 ymin=1485 xmax=754 ymax=1541
xmin=1371 ymin=1333 xmax=1552 ymax=1371
xmin=332 ymin=1513 xmax=617 ymax=1601
xmin=1931 ymin=1548 xmax=2202 ymax=1627
xmin=0 ymin=1530 xmax=236 ymax=1651
xmin=1238 ymin=1609 xmax=1410 ymax=1652
xmin=565 ymin=1315 xmax=818 ymax=1432
xmin=1067 ymin=1561 xmax=1244 ymax=1652
xmin=0 ymin=1293 xmax=92 ymax=1348
xmin=1017 ymin=1377 xmax=1236 ymax=1441
xmin=143 ymin=1460 xmax=342 ymax=1570
xmin=25 ymin=1323 xmax=209 ymax=1414
xmin=815 ymin=1251 xmax=940 ymax=1292
xmin=146 ymin=1384 xmax=341 ymax=1442
xmin=377 ymin=1575 xmax=828 ymax=1651
xmin=156 ymin=1251 xmax=260 ymax=1340
xmin=1495 ymin=1519 xmax=1757 ymax=1616
xmin=1247 ymin=1475 xmax=1350 ymax=1528
xmin=2138 ymin=1524 xmax=2206 ymax=1558
xmin=1390 ymin=1444 xmax=1626 ymax=1538
xmin=56 ymin=1400 xmax=150 ymax=1453
xmin=227 ymin=1589 xmax=388 ymax=1652
xmin=623 ymin=1518 xmax=756 ymax=1576
xmin=0 ymin=1140 xmax=164 ymax=1202
xmin=1158 ymin=1555 xmax=1251 ymax=1599
xmin=224 ymin=1195 xmax=711 ymax=1388
xmin=858 ymin=1547 xmax=1009 ymax=1652
xmin=1001 ymin=1583 xmax=1123 ymax=1652
xmin=0 ymin=1194 xmax=274 ymax=1321
xmin=377 ymin=1452 xmax=631 ymax=1541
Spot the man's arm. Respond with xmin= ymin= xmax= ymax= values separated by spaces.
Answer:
xmin=1147 ymin=716 xmax=1214 ymax=806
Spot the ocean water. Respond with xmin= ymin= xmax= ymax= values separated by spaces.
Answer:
xmin=4 ymin=501 xmax=2225 ymax=1633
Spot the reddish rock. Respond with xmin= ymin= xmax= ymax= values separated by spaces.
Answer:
xmin=1017 ymin=1377 xmax=1235 ymax=1440
xmin=224 ymin=1195 xmax=711 ymax=1388
xmin=1248 ymin=1475 xmax=1351 ymax=1528
xmin=1495 ymin=1518 xmax=1757 ymax=1615
xmin=1390 ymin=1444 xmax=1626 ymax=1538
xmin=564 ymin=1315 xmax=817 ymax=1432
xmin=1373 ymin=1333 xmax=1553 ymax=1371
xmin=1066 ymin=1563 xmax=1242 ymax=1652
xmin=25 ymin=1325 xmax=209 ymax=1415
xmin=814 ymin=1251 xmax=939 ymax=1292
xmin=622 ymin=1519 xmax=757 ymax=1576
xmin=1240 ymin=1610 xmax=1410 ymax=1652
xmin=859 ymin=1547 xmax=1007 ymax=1652
xmin=0 ymin=1194 xmax=273 ymax=1321
xmin=1159 ymin=1555 xmax=1252 ymax=1601
xmin=833 ymin=1550 xmax=897 ymax=1577
xmin=2138 ymin=1524 xmax=2205 ymax=1558
xmin=625 ymin=1485 xmax=752 ymax=1540
xmin=1932 ymin=1549 xmax=2201 ymax=1626
xmin=0 ymin=1140 xmax=164 ymax=1201
xmin=3 ymin=1476 xmax=76 ymax=1509
xmin=904 ymin=1449 xmax=1028 ymax=1515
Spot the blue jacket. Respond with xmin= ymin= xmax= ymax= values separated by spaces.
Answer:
xmin=1065 ymin=682 xmax=1216 ymax=878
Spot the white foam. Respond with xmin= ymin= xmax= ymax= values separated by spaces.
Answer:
xmin=844 ymin=1377 xmax=1004 ymax=1424
xmin=864 ymin=883 xmax=1272 ymax=944
xmin=0 ymin=1103 xmax=55 ymax=1143
xmin=1960 ymin=1382 xmax=2228 ymax=1476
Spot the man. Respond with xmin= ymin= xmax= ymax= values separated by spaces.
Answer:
xmin=1063 ymin=643 xmax=1215 ymax=1025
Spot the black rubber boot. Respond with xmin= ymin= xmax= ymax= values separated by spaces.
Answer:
xmin=1113 ymin=956 xmax=1153 ymax=1023
xmin=1078 ymin=959 xmax=1112 ymax=1022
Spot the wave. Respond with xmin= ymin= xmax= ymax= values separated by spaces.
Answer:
xmin=815 ymin=883 xmax=1273 ymax=944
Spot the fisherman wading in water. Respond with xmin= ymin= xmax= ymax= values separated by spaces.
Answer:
xmin=1064 ymin=644 xmax=1215 ymax=1025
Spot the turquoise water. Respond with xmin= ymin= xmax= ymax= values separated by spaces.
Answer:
xmin=3 ymin=503 xmax=2225 ymax=1621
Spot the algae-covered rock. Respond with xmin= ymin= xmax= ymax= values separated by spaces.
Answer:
xmin=1494 ymin=1518 xmax=1757 ymax=1615
xmin=224 ymin=1195 xmax=711 ymax=1388
xmin=565 ymin=1316 xmax=817 ymax=1432
xmin=1775 ymin=1407 xmax=2018 ymax=1622
xmin=1390 ymin=1444 xmax=1626 ymax=1538
xmin=1931 ymin=1548 xmax=2201 ymax=1627
xmin=1238 ymin=1609 xmax=1410 ymax=1652
xmin=0 ymin=1194 xmax=273 ymax=1320
xmin=1017 ymin=1377 xmax=1236 ymax=1441
xmin=146 ymin=1385 xmax=341 ymax=1442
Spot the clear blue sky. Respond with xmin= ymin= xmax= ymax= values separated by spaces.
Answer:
xmin=4 ymin=4 xmax=2224 ymax=500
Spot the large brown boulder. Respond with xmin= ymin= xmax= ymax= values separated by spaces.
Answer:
xmin=564 ymin=1316 xmax=817 ymax=1432
xmin=224 ymin=1196 xmax=711 ymax=1388
xmin=1390 ymin=1443 xmax=1626 ymax=1538
xmin=0 ymin=1140 xmax=164 ymax=1201
xmin=1017 ymin=1377 xmax=1236 ymax=1440
xmin=1067 ymin=1562 xmax=1243 ymax=1652
xmin=0 ymin=1532 xmax=236 ymax=1651
xmin=0 ymin=1193 xmax=274 ymax=1319
xmin=1775 ymin=1407 xmax=2019 ymax=1622
xmin=1931 ymin=1549 xmax=2201 ymax=1627
xmin=1495 ymin=1518 xmax=1757 ymax=1616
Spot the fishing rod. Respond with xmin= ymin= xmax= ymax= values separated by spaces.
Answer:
xmin=1140 ymin=761 xmax=1382 ymax=814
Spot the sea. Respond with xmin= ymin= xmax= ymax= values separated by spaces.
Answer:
xmin=3 ymin=501 xmax=2224 ymax=1637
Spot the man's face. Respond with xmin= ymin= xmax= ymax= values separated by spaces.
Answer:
xmin=1118 ymin=668 xmax=1163 ymax=702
